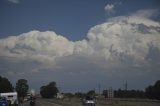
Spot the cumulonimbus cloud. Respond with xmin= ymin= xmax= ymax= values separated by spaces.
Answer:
xmin=0 ymin=9 xmax=160 ymax=72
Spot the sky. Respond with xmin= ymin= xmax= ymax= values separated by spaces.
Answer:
xmin=0 ymin=0 xmax=160 ymax=93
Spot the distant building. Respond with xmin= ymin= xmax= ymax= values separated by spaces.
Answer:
xmin=107 ymin=87 xmax=114 ymax=98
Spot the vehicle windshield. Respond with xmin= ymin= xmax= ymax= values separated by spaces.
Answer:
xmin=85 ymin=96 xmax=94 ymax=100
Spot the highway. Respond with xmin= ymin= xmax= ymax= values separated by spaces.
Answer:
xmin=20 ymin=99 xmax=60 ymax=106
xmin=20 ymin=98 xmax=82 ymax=106
xmin=19 ymin=97 xmax=160 ymax=106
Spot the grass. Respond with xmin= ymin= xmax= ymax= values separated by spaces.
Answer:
xmin=60 ymin=96 xmax=160 ymax=106
xmin=96 ymin=97 xmax=160 ymax=106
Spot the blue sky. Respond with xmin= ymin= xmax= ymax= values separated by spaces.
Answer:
xmin=0 ymin=0 xmax=159 ymax=40
xmin=0 ymin=0 xmax=160 ymax=93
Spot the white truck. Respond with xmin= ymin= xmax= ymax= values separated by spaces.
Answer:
xmin=0 ymin=92 xmax=18 ymax=106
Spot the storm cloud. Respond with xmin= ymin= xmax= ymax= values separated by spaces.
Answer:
xmin=0 ymin=9 xmax=160 ymax=91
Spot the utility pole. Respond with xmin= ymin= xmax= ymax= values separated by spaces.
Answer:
xmin=124 ymin=81 xmax=128 ymax=90
xmin=98 ymin=84 xmax=101 ymax=95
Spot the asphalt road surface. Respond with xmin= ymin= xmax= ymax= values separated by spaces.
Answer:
xmin=20 ymin=98 xmax=82 ymax=106
xmin=20 ymin=98 xmax=160 ymax=106
xmin=20 ymin=99 xmax=61 ymax=106
xmin=20 ymin=98 xmax=106 ymax=106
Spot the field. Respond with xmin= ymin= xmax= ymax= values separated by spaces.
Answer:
xmin=97 ymin=99 xmax=160 ymax=106
xmin=58 ymin=97 xmax=160 ymax=106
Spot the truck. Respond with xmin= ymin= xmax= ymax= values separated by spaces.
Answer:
xmin=0 ymin=92 xmax=18 ymax=106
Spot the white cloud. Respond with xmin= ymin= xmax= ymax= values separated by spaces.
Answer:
xmin=131 ymin=9 xmax=159 ymax=18
xmin=0 ymin=10 xmax=160 ymax=68
xmin=7 ymin=0 xmax=20 ymax=4
xmin=0 ymin=9 xmax=160 ymax=90
xmin=104 ymin=4 xmax=115 ymax=15
xmin=87 ymin=16 xmax=160 ymax=65
xmin=0 ymin=31 xmax=74 ymax=65
xmin=0 ymin=13 xmax=160 ymax=70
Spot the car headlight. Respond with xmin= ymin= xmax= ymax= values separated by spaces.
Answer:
xmin=86 ymin=101 xmax=95 ymax=104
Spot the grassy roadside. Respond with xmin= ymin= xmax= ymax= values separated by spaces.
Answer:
xmin=53 ymin=97 xmax=160 ymax=106
xmin=96 ymin=97 xmax=160 ymax=106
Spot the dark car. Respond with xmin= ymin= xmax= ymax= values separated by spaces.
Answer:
xmin=0 ymin=97 xmax=8 ymax=106
xmin=82 ymin=96 xmax=96 ymax=106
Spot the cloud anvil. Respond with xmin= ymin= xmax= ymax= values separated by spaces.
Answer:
xmin=0 ymin=1 xmax=160 ymax=91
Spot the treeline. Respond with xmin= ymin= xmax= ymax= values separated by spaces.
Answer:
xmin=0 ymin=75 xmax=59 ymax=99
xmin=115 ymin=89 xmax=145 ymax=98
xmin=0 ymin=76 xmax=29 ymax=99
xmin=74 ymin=90 xmax=96 ymax=98
xmin=103 ymin=80 xmax=160 ymax=100
xmin=1 ymin=75 xmax=160 ymax=100
xmin=61 ymin=90 xmax=96 ymax=99
xmin=145 ymin=80 xmax=160 ymax=100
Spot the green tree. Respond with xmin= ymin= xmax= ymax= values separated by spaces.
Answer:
xmin=87 ymin=90 xmax=95 ymax=96
xmin=114 ymin=89 xmax=145 ymax=98
xmin=75 ymin=92 xmax=86 ymax=98
xmin=15 ymin=79 xmax=29 ymax=98
xmin=145 ymin=80 xmax=160 ymax=100
xmin=154 ymin=80 xmax=160 ymax=100
xmin=40 ymin=81 xmax=58 ymax=98
xmin=0 ymin=76 xmax=13 ymax=93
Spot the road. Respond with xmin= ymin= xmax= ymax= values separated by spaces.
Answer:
xmin=20 ymin=98 xmax=82 ymax=106
xmin=19 ymin=98 xmax=160 ymax=106
xmin=20 ymin=98 xmax=61 ymax=106
xmin=20 ymin=98 xmax=106 ymax=106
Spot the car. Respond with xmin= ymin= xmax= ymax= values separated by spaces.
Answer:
xmin=82 ymin=96 xmax=96 ymax=106
xmin=0 ymin=97 xmax=8 ymax=106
